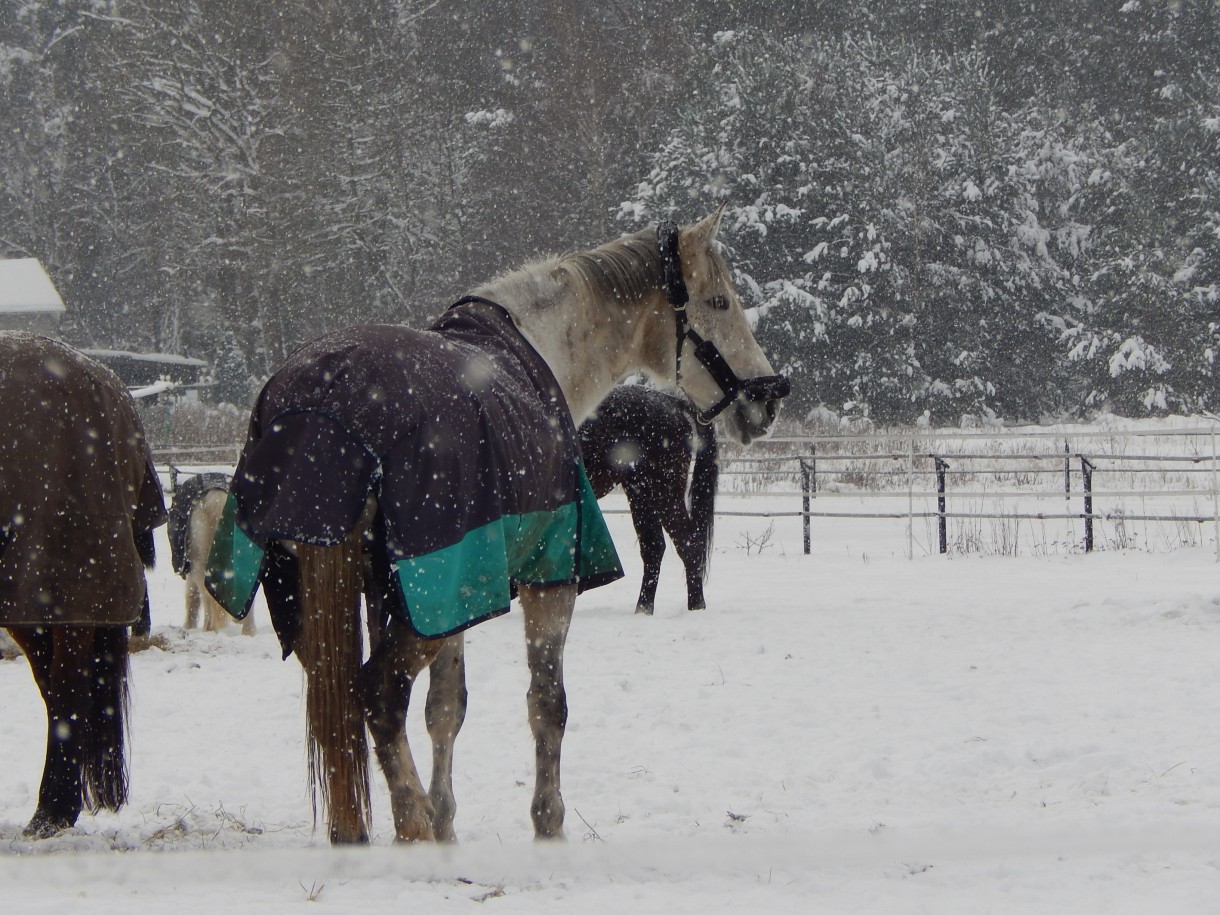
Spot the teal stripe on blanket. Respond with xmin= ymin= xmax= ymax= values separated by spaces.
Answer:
xmin=395 ymin=468 xmax=621 ymax=638
xmin=205 ymin=492 xmax=265 ymax=621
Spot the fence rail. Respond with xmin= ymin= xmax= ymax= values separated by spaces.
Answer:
xmin=719 ymin=426 xmax=1220 ymax=558
xmin=155 ymin=424 xmax=1220 ymax=558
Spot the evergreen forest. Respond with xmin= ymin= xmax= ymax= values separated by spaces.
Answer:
xmin=1 ymin=0 xmax=1217 ymax=423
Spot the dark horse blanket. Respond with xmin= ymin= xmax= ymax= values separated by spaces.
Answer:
xmin=0 ymin=333 xmax=166 ymax=625
xmin=207 ymin=298 xmax=622 ymax=640
xmin=167 ymin=472 xmax=231 ymax=577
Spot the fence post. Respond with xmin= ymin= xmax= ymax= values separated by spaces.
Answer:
xmin=1213 ymin=427 xmax=1219 ymax=563
xmin=906 ymin=438 xmax=915 ymax=560
xmin=800 ymin=452 xmax=814 ymax=556
xmin=1080 ymin=455 xmax=1096 ymax=552
xmin=935 ymin=456 xmax=950 ymax=554
xmin=1064 ymin=439 xmax=1071 ymax=499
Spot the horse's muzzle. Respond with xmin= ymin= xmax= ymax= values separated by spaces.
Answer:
xmin=738 ymin=374 xmax=791 ymax=404
xmin=726 ymin=373 xmax=790 ymax=443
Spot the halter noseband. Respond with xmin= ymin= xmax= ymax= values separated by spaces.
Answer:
xmin=657 ymin=221 xmax=791 ymax=425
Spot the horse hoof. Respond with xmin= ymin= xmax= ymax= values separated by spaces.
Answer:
xmin=328 ymin=828 xmax=370 ymax=845
xmin=634 ymin=605 xmax=654 ymax=616
xmin=392 ymin=820 xmax=437 ymax=843
xmin=22 ymin=811 xmax=75 ymax=839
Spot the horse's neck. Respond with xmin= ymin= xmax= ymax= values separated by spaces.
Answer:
xmin=474 ymin=267 xmax=668 ymax=424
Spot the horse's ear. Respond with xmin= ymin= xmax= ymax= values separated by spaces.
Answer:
xmin=687 ymin=203 xmax=728 ymax=249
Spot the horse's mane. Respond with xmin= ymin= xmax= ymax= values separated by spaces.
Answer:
xmin=475 ymin=227 xmax=667 ymax=311
xmin=559 ymin=225 xmax=734 ymax=303
xmin=557 ymin=228 xmax=664 ymax=305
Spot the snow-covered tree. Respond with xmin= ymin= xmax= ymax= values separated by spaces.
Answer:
xmin=1057 ymin=5 xmax=1220 ymax=414
xmin=626 ymin=31 xmax=1078 ymax=423
xmin=0 ymin=0 xmax=152 ymax=348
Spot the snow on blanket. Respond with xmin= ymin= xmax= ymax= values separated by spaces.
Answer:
xmin=206 ymin=297 xmax=621 ymax=646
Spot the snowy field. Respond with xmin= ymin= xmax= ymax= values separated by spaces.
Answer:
xmin=3 ymin=483 xmax=1220 ymax=912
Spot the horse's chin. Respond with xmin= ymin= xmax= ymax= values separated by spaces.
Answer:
xmin=724 ymin=398 xmax=780 ymax=445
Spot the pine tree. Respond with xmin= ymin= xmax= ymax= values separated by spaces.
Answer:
xmin=627 ymin=31 xmax=1079 ymax=423
xmin=209 ymin=330 xmax=253 ymax=407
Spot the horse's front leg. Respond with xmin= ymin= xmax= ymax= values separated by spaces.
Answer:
xmin=356 ymin=621 xmax=445 ymax=842
xmin=184 ymin=578 xmax=201 ymax=629
xmin=625 ymin=489 xmax=664 ymax=615
xmin=519 ymin=583 xmax=576 ymax=839
xmin=664 ymin=505 xmax=707 ymax=612
xmin=425 ymin=633 xmax=466 ymax=842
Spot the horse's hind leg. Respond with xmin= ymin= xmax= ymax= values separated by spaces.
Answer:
xmin=9 ymin=625 xmax=95 ymax=837
xmin=79 ymin=626 xmax=130 ymax=814
xmin=356 ymin=620 xmax=445 ymax=842
xmin=199 ymin=578 xmax=248 ymax=634
xmin=519 ymin=583 xmax=576 ymax=839
xmin=184 ymin=579 xmax=201 ymax=629
xmin=238 ymin=610 xmax=256 ymax=636
xmin=425 ymin=634 xmax=467 ymax=842
xmin=625 ymin=486 xmax=664 ymax=615
xmin=196 ymin=581 xmax=254 ymax=635
xmin=660 ymin=493 xmax=706 ymax=612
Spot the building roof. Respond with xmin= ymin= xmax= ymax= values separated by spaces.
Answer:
xmin=80 ymin=349 xmax=209 ymax=388
xmin=0 ymin=258 xmax=65 ymax=314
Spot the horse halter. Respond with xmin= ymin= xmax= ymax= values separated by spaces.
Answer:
xmin=656 ymin=221 xmax=791 ymax=425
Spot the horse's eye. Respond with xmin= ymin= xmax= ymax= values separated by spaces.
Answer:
xmin=708 ymin=295 xmax=730 ymax=311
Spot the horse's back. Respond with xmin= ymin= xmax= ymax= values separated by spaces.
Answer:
xmin=238 ymin=311 xmax=578 ymax=558
xmin=0 ymin=333 xmax=165 ymax=625
xmin=579 ymin=386 xmax=695 ymax=497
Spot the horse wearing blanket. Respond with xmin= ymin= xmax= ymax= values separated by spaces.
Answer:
xmin=207 ymin=209 xmax=789 ymax=843
xmin=168 ymin=472 xmax=255 ymax=635
xmin=1 ymin=334 xmax=166 ymax=837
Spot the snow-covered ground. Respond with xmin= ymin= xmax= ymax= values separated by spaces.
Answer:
xmin=2 ymin=488 xmax=1220 ymax=912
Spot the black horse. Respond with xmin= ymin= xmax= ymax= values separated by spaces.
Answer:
xmin=580 ymin=386 xmax=718 ymax=614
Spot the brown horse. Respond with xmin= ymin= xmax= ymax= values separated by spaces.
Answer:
xmin=580 ymin=385 xmax=718 ymax=614
xmin=207 ymin=209 xmax=788 ymax=844
xmin=0 ymin=333 xmax=166 ymax=837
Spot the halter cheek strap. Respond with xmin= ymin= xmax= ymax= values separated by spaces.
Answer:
xmin=656 ymin=221 xmax=791 ymax=424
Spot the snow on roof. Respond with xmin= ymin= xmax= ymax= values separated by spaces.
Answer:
xmin=0 ymin=258 xmax=64 ymax=314
xmin=80 ymin=348 xmax=208 ymax=367
xmin=129 ymin=379 xmax=180 ymax=399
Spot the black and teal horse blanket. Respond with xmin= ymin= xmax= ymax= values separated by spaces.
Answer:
xmin=168 ymin=472 xmax=231 ymax=577
xmin=206 ymin=297 xmax=622 ymax=643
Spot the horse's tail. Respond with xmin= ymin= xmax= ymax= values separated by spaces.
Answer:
xmin=80 ymin=625 xmax=130 ymax=813
xmin=688 ymin=416 xmax=719 ymax=581
xmin=294 ymin=529 xmax=371 ymax=844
